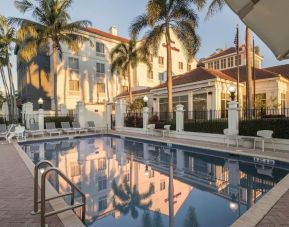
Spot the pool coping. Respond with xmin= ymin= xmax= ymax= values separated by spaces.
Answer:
xmin=13 ymin=142 xmax=85 ymax=227
xmin=18 ymin=131 xmax=289 ymax=227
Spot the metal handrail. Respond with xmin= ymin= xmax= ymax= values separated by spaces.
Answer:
xmin=31 ymin=160 xmax=86 ymax=227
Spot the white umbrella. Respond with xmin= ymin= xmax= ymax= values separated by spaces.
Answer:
xmin=224 ymin=0 xmax=289 ymax=60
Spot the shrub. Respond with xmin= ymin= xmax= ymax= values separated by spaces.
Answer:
xmin=184 ymin=120 xmax=228 ymax=134
xmin=44 ymin=116 xmax=74 ymax=128
xmin=124 ymin=115 xmax=143 ymax=128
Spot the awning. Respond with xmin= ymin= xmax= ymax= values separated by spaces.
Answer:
xmin=224 ymin=0 xmax=289 ymax=60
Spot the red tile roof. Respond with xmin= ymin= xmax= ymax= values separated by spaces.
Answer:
xmin=85 ymin=27 xmax=129 ymax=43
xmin=203 ymin=47 xmax=243 ymax=61
xmin=152 ymin=67 xmax=236 ymax=90
xmin=116 ymin=88 xmax=151 ymax=98
xmin=265 ymin=64 xmax=289 ymax=80
xmin=222 ymin=66 xmax=279 ymax=82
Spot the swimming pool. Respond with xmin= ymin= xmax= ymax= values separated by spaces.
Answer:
xmin=21 ymin=135 xmax=289 ymax=227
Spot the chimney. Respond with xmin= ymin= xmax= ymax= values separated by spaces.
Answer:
xmin=109 ymin=26 xmax=118 ymax=36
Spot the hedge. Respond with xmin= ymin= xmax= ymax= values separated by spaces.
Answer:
xmin=124 ymin=115 xmax=143 ymax=128
xmin=44 ymin=116 xmax=74 ymax=128
xmin=239 ymin=119 xmax=289 ymax=139
xmin=184 ymin=120 xmax=228 ymax=134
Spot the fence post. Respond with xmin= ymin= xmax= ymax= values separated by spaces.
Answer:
xmin=143 ymin=106 xmax=149 ymax=131
xmin=38 ymin=108 xmax=44 ymax=130
xmin=59 ymin=104 xmax=68 ymax=116
xmin=228 ymin=101 xmax=239 ymax=134
xmin=176 ymin=104 xmax=184 ymax=133
xmin=22 ymin=102 xmax=34 ymax=129
xmin=76 ymin=101 xmax=86 ymax=128
xmin=115 ymin=100 xmax=126 ymax=130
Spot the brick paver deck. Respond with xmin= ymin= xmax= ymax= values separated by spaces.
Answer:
xmin=0 ymin=144 xmax=64 ymax=227
xmin=257 ymin=190 xmax=289 ymax=227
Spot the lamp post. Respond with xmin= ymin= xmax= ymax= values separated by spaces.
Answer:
xmin=38 ymin=98 xmax=44 ymax=109
xmin=228 ymin=86 xmax=236 ymax=102
xmin=143 ymin=95 xmax=148 ymax=107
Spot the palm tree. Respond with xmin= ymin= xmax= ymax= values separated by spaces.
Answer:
xmin=11 ymin=0 xmax=92 ymax=115
xmin=202 ymin=0 xmax=253 ymax=110
xmin=130 ymin=0 xmax=200 ymax=113
xmin=112 ymin=179 xmax=154 ymax=219
xmin=183 ymin=206 xmax=199 ymax=227
xmin=110 ymin=38 xmax=150 ymax=104
xmin=0 ymin=15 xmax=17 ymax=121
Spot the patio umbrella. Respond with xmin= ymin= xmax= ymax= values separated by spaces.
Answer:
xmin=224 ymin=0 xmax=289 ymax=60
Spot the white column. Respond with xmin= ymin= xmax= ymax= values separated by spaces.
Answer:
xmin=176 ymin=149 xmax=184 ymax=171
xmin=38 ymin=108 xmax=44 ymax=130
xmin=106 ymin=102 xmax=113 ymax=130
xmin=143 ymin=143 xmax=150 ymax=161
xmin=115 ymin=100 xmax=126 ymax=129
xmin=76 ymin=101 xmax=86 ymax=128
xmin=59 ymin=104 xmax=68 ymax=116
xmin=142 ymin=107 xmax=149 ymax=131
xmin=176 ymin=104 xmax=184 ymax=133
xmin=228 ymin=101 xmax=239 ymax=134
xmin=23 ymin=102 xmax=34 ymax=129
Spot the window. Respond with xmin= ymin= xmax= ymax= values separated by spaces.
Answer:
xmin=160 ymin=181 xmax=166 ymax=191
xmin=208 ymin=62 xmax=213 ymax=69
xmin=159 ymin=72 xmax=165 ymax=82
xmin=98 ymin=158 xmax=106 ymax=170
xmin=235 ymin=55 xmax=241 ymax=66
xmin=178 ymin=62 xmax=183 ymax=71
xmin=96 ymin=62 xmax=105 ymax=74
xmin=97 ymin=83 xmax=105 ymax=94
xmin=69 ymin=80 xmax=80 ymax=91
xmin=121 ymin=86 xmax=128 ymax=93
xmin=70 ymin=162 xmax=80 ymax=177
xmin=147 ymin=70 xmax=153 ymax=80
xmin=256 ymin=93 xmax=266 ymax=109
xmin=68 ymin=57 xmax=79 ymax=71
xmin=96 ymin=42 xmax=105 ymax=54
xmin=228 ymin=57 xmax=234 ymax=67
xmin=193 ymin=93 xmax=207 ymax=119
xmin=98 ymin=176 xmax=107 ymax=191
xmin=214 ymin=61 xmax=219 ymax=70
xmin=220 ymin=59 xmax=226 ymax=69
xmin=98 ymin=196 xmax=107 ymax=211
xmin=159 ymin=95 xmax=188 ymax=117
xmin=187 ymin=64 xmax=192 ymax=71
xmin=158 ymin=56 xmax=164 ymax=65
xmin=281 ymin=93 xmax=286 ymax=114
xmin=221 ymin=93 xmax=230 ymax=118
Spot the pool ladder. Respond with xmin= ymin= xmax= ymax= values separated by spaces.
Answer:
xmin=31 ymin=160 xmax=86 ymax=227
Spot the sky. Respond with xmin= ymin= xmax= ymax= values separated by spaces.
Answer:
xmin=0 ymin=0 xmax=288 ymax=90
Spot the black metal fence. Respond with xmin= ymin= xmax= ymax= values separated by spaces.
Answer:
xmin=124 ymin=112 xmax=143 ymax=128
xmin=240 ymin=108 xmax=289 ymax=120
xmin=149 ymin=112 xmax=176 ymax=130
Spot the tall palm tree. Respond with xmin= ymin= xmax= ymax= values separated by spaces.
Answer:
xmin=130 ymin=0 xmax=200 ymax=113
xmin=110 ymin=38 xmax=150 ymax=104
xmin=11 ymin=0 xmax=92 ymax=115
xmin=202 ymin=0 xmax=253 ymax=110
xmin=112 ymin=179 xmax=154 ymax=219
xmin=0 ymin=15 xmax=17 ymax=120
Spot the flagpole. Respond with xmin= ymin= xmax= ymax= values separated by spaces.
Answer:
xmin=253 ymin=37 xmax=256 ymax=110
xmin=236 ymin=25 xmax=240 ymax=103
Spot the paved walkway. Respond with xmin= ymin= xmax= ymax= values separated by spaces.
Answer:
xmin=0 ymin=144 xmax=63 ymax=227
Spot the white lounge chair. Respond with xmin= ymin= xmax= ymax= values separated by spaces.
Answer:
xmin=72 ymin=122 xmax=88 ymax=134
xmin=45 ymin=122 xmax=62 ymax=136
xmin=224 ymin=129 xmax=239 ymax=147
xmin=7 ymin=125 xmax=26 ymax=143
xmin=146 ymin=124 xmax=155 ymax=136
xmin=254 ymin=130 xmax=275 ymax=152
xmin=0 ymin=124 xmax=7 ymax=135
xmin=61 ymin=122 xmax=77 ymax=134
xmin=87 ymin=121 xmax=103 ymax=133
xmin=26 ymin=123 xmax=44 ymax=138
xmin=0 ymin=124 xmax=16 ymax=142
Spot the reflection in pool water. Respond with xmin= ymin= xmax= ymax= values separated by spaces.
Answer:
xmin=21 ymin=136 xmax=289 ymax=227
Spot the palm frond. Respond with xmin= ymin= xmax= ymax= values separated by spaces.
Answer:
xmin=14 ymin=0 xmax=34 ymax=13
xmin=129 ymin=14 xmax=149 ymax=38
xmin=143 ymin=24 xmax=164 ymax=56
xmin=206 ymin=0 xmax=225 ymax=20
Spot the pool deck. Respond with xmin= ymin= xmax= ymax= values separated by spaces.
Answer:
xmin=0 ymin=130 xmax=289 ymax=226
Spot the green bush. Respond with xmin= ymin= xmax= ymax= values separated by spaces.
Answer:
xmin=124 ymin=115 xmax=143 ymax=128
xmin=184 ymin=120 xmax=228 ymax=134
xmin=239 ymin=119 xmax=289 ymax=139
xmin=44 ymin=116 xmax=74 ymax=128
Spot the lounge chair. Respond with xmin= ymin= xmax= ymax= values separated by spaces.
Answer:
xmin=45 ymin=122 xmax=62 ymax=136
xmin=0 ymin=124 xmax=16 ymax=142
xmin=7 ymin=125 xmax=26 ymax=143
xmin=254 ymin=130 xmax=275 ymax=152
xmin=224 ymin=129 xmax=239 ymax=147
xmin=154 ymin=124 xmax=171 ymax=137
xmin=146 ymin=124 xmax=155 ymax=136
xmin=72 ymin=122 xmax=88 ymax=134
xmin=61 ymin=122 xmax=77 ymax=134
xmin=87 ymin=121 xmax=102 ymax=133
xmin=0 ymin=124 xmax=7 ymax=135
xmin=26 ymin=123 xmax=44 ymax=138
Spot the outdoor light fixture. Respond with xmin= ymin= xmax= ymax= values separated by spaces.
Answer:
xmin=144 ymin=164 xmax=149 ymax=176
xmin=228 ymin=86 xmax=236 ymax=101
xmin=39 ymin=168 xmax=45 ymax=174
xmin=38 ymin=98 xmax=44 ymax=109
xmin=229 ymin=202 xmax=238 ymax=212
xmin=143 ymin=95 xmax=148 ymax=107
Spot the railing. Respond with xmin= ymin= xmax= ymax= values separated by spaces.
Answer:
xmin=124 ymin=112 xmax=143 ymax=128
xmin=32 ymin=160 xmax=86 ymax=227
xmin=240 ymin=108 xmax=289 ymax=120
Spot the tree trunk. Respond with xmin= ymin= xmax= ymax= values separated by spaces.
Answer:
xmin=53 ymin=46 xmax=58 ymax=116
xmin=246 ymin=27 xmax=253 ymax=110
xmin=165 ymin=27 xmax=173 ymax=115
xmin=168 ymin=153 xmax=174 ymax=227
xmin=0 ymin=66 xmax=12 ymax=118
xmin=6 ymin=55 xmax=16 ymax=122
xmin=127 ymin=64 xmax=133 ymax=104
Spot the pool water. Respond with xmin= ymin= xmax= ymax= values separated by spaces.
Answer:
xmin=21 ymin=135 xmax=289 ymax=227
